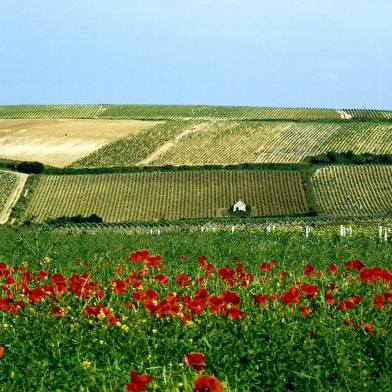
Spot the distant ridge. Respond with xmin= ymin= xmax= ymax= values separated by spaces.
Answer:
xmin=1 ymin=104 xmax=391 ymax=121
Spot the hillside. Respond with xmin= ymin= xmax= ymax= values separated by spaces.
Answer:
xmin=0 ymin=104 xmax=392 ymax=225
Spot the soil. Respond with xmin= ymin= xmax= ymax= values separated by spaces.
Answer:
xmin=0 ymin=119 xmax=160 ymax=167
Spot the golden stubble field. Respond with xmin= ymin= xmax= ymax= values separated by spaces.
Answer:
xmin=0 ymin=119 xmax=160 ymax=167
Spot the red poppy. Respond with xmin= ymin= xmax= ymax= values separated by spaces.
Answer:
xmin=300 ymin=305 xmax=310 ymax=316
xmin=271 ymin=259 xmax=278 ymax=265
xmin=303 ymin=264 xmax=315 ymax=277
xmin=384 ymin=291 xmax=392 ymax=302
xmin=226 ymin=307 xmax=245 ymax=319
xmin=126 ymin=370 xmax=152 ymax=392
xmin=309 ymin=331 xmax=316 ymax=339
xmin=197 ymin=256 xmax=207 ymax=268
xmin=176 ymin=273 xmax=191 ymax=287
xmin=193 ymin=374 xmax=223 ymax=392
xmin=0 ymin=346 xmax=4 ymax=359
xmin=281 ymin=286 xmax=301 ymax=306
xmin=109 ymin=279 xmax=126 ymax=294
xmin=328 ymin=264 xmax=338 ymax=273
xmin=346 ymin=259 xmax=365 ymax=270
xmin=154 ymin=274 xmax=169 ymax=285
xmin=37 ymin=270 xmax=48 ymax=279
xmin=50 ymin=273 xmax=66 ymax=286
xmin=5 ymin=276 xmax=15 ymax=285
xmin=260 ymin=262 xmax=271 ymax=272
xmin=180 ymin=255 xmax=186 ymax=261
xmin=208 ymin=295 xmax=226 ymax=314
xmin=373 ymin=294 xmax=385 ymax=309
xmin=324 ymin=291 xmax=334 ymax=305
xmin=221 ymin=290 xmax=240 ymax=306
xmin=300 ymin=284 xmax=318 ymax=299
xmin=114 ymin=266 xmax=123 ymax=275
xmin=253 ymin=294 xmax=267 ymax=306
xmin=193 ymin=375 xmax=223 ymax=392
xmin=277 ymin=271 xmax=287 ymax=278
xmin=184 ymin=352 xmax=206 ymax=371
xmin=233 ymin=256 xmax=240 ymax=262
xmin=363 ymin=322 xmax=375 ymax=336
xmin=129 ymin=249 xmax=151 ymax=263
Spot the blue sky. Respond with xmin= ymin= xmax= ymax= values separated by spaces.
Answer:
xmin=1 ymin=1 xmax=391 ymax=109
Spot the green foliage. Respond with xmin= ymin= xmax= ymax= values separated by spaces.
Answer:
xmin=45 ymin=214 xmax=103 ymax=226
xmin=311 ymin=151 xmax=392 ymax=165
xmin=16 ymin=161 xmax=45 ymax=174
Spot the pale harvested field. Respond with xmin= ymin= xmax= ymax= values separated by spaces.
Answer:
xmin=0 ymin=119 xmax=160 ymax=167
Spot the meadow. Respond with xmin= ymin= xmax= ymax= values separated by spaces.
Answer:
xmin=1 ymin=226 xmax=392 ymax=391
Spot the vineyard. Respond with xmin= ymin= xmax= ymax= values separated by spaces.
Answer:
xmin=311 ymin=165 xmax=392 ymax=216
xmin=23 ymin=171 xmax=308 ymax=223
xmin=0 ymin=104 xmax=106 ymax=119
xmin=145 ymin=121 xmax=292 ymax=166
xmin=0 ymin=170 xmax=18 ymax=212
xmin=70 ymin=121 xmax=392 ymax=168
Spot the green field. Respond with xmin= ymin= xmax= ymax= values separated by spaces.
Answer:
xmin=1 ymin=226 xmax=392 ymax=390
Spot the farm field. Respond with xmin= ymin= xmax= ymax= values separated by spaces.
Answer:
xmin=311 ymin=165 xmax=392 ymax=216
xmin=1 ymin=227 xmax=392 ymax=390
xmin=23 ymin=171 xmax=308 ymax=223
xmin=0 ymin=119 xmax=160 ymax=167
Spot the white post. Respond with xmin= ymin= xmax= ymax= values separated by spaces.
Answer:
xmin=201 ymin=227 xmax=204 ymax=232
xmin=340 ymin=225 xmax=345 ymax=237
xmin=385 ymin=229 xmax=388 ymax=242
xmin=379 ymin=226 xmax=383 ymax=238
xmin=266 ymin=225 xmax=271 ymax=233
xmin=305 ymin=226 xmax=310 ymax=237
xmin=349 ymin=226 xmax=352 ymax=236
xmin=157 ymin=229 xmax=160 ymax=235
xmin=231 ymin=226 xmax=235 ymax=234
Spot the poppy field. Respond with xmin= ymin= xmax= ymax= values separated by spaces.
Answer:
xmin=1 ymin=226 xmax=392 ymax=391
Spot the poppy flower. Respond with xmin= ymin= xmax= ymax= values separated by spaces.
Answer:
xmin=193 ymin=375 xmax=223 ymax=392
xmin=373 ymin=294 xmax=385 ymax=309
xmin=300 ymin=305 xmax=310 ymax=316
xmin=254 ymin=294 xmax=267 ymax=306
xmin=176 ymin=273 xmax=191 ymax=287
xmin=281 ymin=286 xmax=301 ymax=305
xmin=300 ymin=284 xmax=318 ymax=299
xmin=346 ymin=259 xmax=365 ymax=270
xmin=126 ymin=370 xmax=152 ymax=392
xmin=197 ymin=256 xmax=207 ymax=268
xmin=129 ymin=249 xmax=151 ymax=263
xmin=184 ymin=352 xmax=206 ymax=371
xmin=221 ymin=290 xmax=240 ymax=306
xmin=226 ymin=307 xmax=245 ymax=319
xmin=324 ymin=291 xmax=334 ymax=305
xmin=328 ymin=264 xmax=338 ymax=273
xmin=154 ymin=274 xmax=169 ymax=285
xmin=109 ymin=279 xmax=126 ymax=294
xmin=0 ymin=346 xmax=4 ymax=359
xmin=260 ymin=262 xmax=271 ymax=272
xmin=277 ymin=271 xmax=287 ymax=278
xmin=304 ymin=264 xmax=315 ymax=277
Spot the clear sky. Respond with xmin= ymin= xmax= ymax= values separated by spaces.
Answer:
xmin=1 ymin=1 xmax=391 ymax=109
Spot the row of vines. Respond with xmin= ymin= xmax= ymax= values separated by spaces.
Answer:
xmin=146 ymin=122 xmax=392 ymax=165
xmin=24 ymin=171 xmax=308 ymax=223
xmin=311 ymin=165 xmax=392 ymax=216
xmin=0 ymin=105 xmax=105 ymax=119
